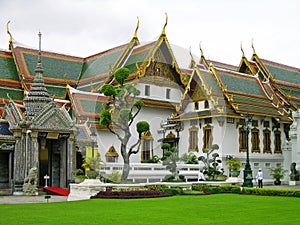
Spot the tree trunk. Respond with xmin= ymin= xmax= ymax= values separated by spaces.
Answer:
xmin=121 ymin=153 xmax=130 ymax=182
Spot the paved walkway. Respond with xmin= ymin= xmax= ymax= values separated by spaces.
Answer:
xmin=0 ymin=185 xmax=299 ymax=204
xmin=0 ymin=195 xmax=68 ymax=204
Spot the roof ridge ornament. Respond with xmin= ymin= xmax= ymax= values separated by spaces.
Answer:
xmin=6 ymin=21 xmax=13 ymax=49
xmin=133 ymin=17 xmax=140 ymax=39
xmin=199 ymin=41 xmax=204 ymax=56
xmin=189 ymin=46 xmax=196 ymax=68
xmin=251 ymin=38 xmax=256 ymax=55
xmin=161 ymin=12 xmax=168 ymax=36
xmin=240 ymin=41 xmax=245 ymax=57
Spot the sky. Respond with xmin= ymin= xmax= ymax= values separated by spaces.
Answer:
xmin=0 ymin=0 xmax=299 ymax=68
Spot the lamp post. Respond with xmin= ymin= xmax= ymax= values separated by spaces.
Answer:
xmin=90 ymin=130 xmax=97 ymax=158
xmin=243 ymin=114 xmax=253 ymax=187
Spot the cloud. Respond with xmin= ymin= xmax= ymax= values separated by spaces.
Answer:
xmin=0 ymin=0 xmax=299 ymax=67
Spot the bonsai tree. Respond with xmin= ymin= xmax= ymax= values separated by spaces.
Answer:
xmin=161 ymin=145 xmax=180 ymax=180
xmin=198 ymin=144 xmax=223 ymax=180
xmin=269 ymin=165 xmax=288 ymax=185
xmin=181 ymin=153 xmax=198 ymax=164
xmin=226 ymin=157 xmax=242 ymax=177
xmin=142 ymin=155 xmax=160 ymax=163
xmin=99 ymin=67 xmax=150 ymax=181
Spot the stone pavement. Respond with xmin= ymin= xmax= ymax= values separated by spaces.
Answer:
xmin=0 ymin=195 xmax=68 ymax=204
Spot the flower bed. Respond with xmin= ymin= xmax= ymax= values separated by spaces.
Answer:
xmin=91 ymin=190 xmax=170 ymax=199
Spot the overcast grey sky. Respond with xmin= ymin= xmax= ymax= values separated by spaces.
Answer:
xmin=0 ymin=0 xmax=299 ymax=68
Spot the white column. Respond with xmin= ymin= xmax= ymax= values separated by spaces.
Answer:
xmin=290 ymin=110 xmax=300 ymax=170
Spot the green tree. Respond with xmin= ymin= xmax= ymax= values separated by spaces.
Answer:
xmin=99 ymin=68 xmax=149 ymax=181
xmin=198 ymin=144 xmax=223 ymax=180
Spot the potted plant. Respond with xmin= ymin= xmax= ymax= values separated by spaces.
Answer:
xmin=226 ymin=157 xmax=242 ymax=177
xmin=269 ymin=165 xmax=288 ymax=185
xmin=75 ymin=169 xmax=86 ymax=183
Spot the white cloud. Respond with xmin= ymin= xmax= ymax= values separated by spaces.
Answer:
xmin=0 ymin=0 xmax=299 ymax=67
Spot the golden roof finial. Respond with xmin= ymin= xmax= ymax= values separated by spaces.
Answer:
xmin=189 ymin=46 xmax=196 ymax=68
xmin=161 ymin=13 xmax=168 ymax=36
xmin=133 ymin=17 xmax=140 ymax=39
xmin=6 ymin=21 xmax=13 ymax=49
xmin=240 ymin=41 xmax=245 ymax=56
xmin=251 ymin=38 xmax=256 ymax=54
xmin=199 ymin=41 xmax=204 ymax=56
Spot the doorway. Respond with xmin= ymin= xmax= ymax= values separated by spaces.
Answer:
xmin=39 ymin=138 xmax=67 ymax=188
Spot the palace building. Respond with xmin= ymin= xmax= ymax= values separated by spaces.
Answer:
xmin=0 ymin=19 xmax=299 ymax=193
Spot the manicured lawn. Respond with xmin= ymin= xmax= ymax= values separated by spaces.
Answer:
xmin=1 ymin=194 xmax=300 ymax=224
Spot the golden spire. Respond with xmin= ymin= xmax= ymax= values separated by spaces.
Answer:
xmin=240 ymin=41 xmax=245 ymax=57
xmin=251 ymin=38 xmax=256 ymax=55
xmin=199 ymin=41 xmax=204 ymax=56
xmin=6 ymin=21 xmax=13 ymax=49
xmin=161 ymin=13 xmax=168 ymax=36
xmin=189 ymin=46 xmax=196 ymax=68
xmin=133 ymin=17 xmax=140 ymax=39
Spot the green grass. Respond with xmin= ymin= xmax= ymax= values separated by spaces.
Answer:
xmin=1 ymin=194 xmax=300 ymax=225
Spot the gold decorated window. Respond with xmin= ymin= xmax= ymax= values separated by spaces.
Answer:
xmin=251 ymin=128 xmax=260 ymax=153
xmin=141 ymin=131 xmax=153 ymax=162
xmin=105 ymin=146 xmax=119 ymax=163
xmin=263 ymin=129 xmax=271 ymax=153
xmin=239 ymin=128 xmax=247 ymax=152
xmin=202 ymin=125 xmax=213 ymax=151
xmin=189 ymin=126 xmax=198 ymax=152
xmin=274 ymin=130 xmax=282 ymax=154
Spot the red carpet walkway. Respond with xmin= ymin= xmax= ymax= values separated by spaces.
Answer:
xmin=43 ymin=187 xmax=70 ymax=196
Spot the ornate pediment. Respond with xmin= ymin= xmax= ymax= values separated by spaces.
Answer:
xmin=4 ymin=100 xmax=25 ymax=129
xmin=32 ymin=101 xmax=74 ymax=132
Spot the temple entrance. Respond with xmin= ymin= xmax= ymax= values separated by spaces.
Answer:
xmin=0 ymin=151 xmax=11 ymax=189
xmin=38 ymin=137 xmax=68 ymax=188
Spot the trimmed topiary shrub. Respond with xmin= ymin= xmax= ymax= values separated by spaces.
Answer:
xmin=91 ymin=190 xmax=170 ymax=199
xmin=146 ymin=185 xmax=183 ymax=196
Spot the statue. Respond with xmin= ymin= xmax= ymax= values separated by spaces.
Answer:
xmin=23 ymin=167 xmax=38 ymax=195
xmin=290 ymin=162 xmax=299 ymax=181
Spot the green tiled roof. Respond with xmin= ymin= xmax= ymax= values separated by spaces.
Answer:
xmin=265 ymin=65 xmax=300 ymax=85
xmin=23 ymin=53 xmax=83 ymax=81
xmin=0 ymin=87 xmax=23 ymax=101
xmin=218 ymin=73 xmax=264 ymax=96
xmin=279 ymin=85 xmax=300 ymax=99
xmin=79 ymin=99 xmax=103 ymax=114
xmin=80 ymin=49 xmax=125 ymax=80
xmin=237 ymin=104 xmax=282 ymax=116
xmin=232 ymin=95 xmax=270 ymax=106
xmin=201 ymin=71 xmax=222 ymax=94
xmin=0 ymin=56 xmax=19 ymax=82
xmin=124 ymin=48 xmax=151 ymax=73
xmin=46 ymin=85 xmax=66 ymax=98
